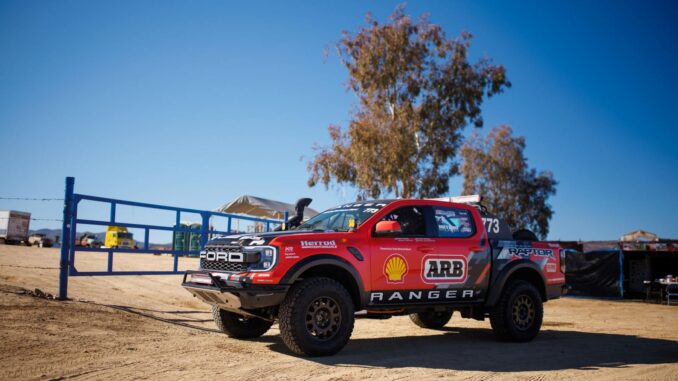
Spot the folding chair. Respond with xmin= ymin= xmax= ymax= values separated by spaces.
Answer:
xmin=644 ymin=281 xmax=662 ymax=303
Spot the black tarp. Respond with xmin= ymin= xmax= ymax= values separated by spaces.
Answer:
xmin=565 ymin=250 xmax=623 ymax=297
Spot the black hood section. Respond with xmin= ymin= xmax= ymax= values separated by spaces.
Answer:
xmin=206 ymin=229 xmax=313 ymax=247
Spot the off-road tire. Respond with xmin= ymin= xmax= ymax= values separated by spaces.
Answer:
xmin=211 ymin=307 xmax=273 ymax=339
xmin=490 ymin=280 xmax=543 ymax=342
xmin=409 ymin=311 xmax=453 ymax=329
xmin=278 ymin=277 xmax=354 ymax=356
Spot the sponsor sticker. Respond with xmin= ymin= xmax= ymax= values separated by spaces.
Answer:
xmin=421 ymin=255 xmax=467 ymax=284
xmin=284 ymin=246 xmax=298 ymax=259
xmin=369 ymin=289 xmax=476 ymax=304
xmin=384 ymin=254 xmax=408 ymax=284
xmin=498 ymin=247 xmax=555 ymax=260
xmin=300 ymin=240 xmax=337 ymax=249
xmin=546 ymin=263 xmax=557 ymax=273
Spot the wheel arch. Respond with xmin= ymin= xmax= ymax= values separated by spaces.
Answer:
xmin=280 ymin=254 xmax=366 ymax=309
xmin=485 ymin=260 xmax=547 ymax=307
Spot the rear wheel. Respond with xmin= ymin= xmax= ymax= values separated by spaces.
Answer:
xmin=278 ymin=277 xmax=354 ymax=356
xmin=211 ymin=307 xmax=273 ymax=339
xmin=409 ymin=311 xmax=453 ymax=329
xmin=490 ymin=280 xmax=543 ymax=342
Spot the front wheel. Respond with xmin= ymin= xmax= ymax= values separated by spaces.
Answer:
xmin=490 ymin=280 xmax=543 ymax=342
xmin=409 ymin=311 xmax=453 ymax=329
xmin=278 ymin=277 xmax=355 ymax=356
xmin=211 ymin=307 xmax=273 ymax=339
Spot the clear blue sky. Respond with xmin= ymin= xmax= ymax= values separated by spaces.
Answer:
xmin=1 ymin=0 xmax=676 ymax=241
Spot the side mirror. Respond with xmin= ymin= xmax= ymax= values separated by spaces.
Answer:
xmin=374 ymin=220 xmax=402 ymax=236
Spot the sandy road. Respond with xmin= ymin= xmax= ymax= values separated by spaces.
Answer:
xmin=0 ymin=245 xmax=677 ymax=380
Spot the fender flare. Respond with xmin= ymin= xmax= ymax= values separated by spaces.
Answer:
xmin=280 ymin=254 xmax=368 ymax=308
xmin=485 ymin=259 xmax=546 ymax=307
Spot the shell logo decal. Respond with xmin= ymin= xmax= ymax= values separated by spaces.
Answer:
xmin=384 ymin=254 xmax=408 ymax=283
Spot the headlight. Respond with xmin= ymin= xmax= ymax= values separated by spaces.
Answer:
xmin=243 ymin=246 xmax=278 ymax=272
xmin=559 ymin=249 xmax=566 ymax=274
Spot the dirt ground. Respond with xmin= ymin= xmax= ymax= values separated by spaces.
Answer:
xmin=0 ymin=245 xmax=676 ymax=380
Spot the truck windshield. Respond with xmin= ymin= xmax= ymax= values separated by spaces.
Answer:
xmin=118 ymin=233 xmax=133 ymax=239
xmin=297 ymin=202 xmax=390 ymax=232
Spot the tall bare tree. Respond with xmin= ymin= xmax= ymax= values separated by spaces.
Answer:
xmin=308 ymin=6 xmax=510 ymax=199
xmin=461 ymin=125 xmax=557 ymax=239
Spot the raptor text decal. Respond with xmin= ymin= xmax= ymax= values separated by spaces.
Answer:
xmin=498 ymin=247 xmax=555 ymax=260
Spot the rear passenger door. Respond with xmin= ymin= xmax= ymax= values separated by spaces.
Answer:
xmin=427 ymin=206 xmax=487 ymax=301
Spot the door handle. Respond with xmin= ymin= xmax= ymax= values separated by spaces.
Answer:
xmin=417 ymin=246 xmax=435 ymax=253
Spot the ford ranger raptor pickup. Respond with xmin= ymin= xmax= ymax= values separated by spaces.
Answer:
xmin=182 ymin=196 xmax=567 ymax=356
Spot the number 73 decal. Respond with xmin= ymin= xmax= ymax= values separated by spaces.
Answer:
xmin=481 ymin=218 xmax=500 ymax=234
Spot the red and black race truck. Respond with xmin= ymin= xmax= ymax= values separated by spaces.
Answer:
xmin=182 ymin=196 xmax=567 ymax=356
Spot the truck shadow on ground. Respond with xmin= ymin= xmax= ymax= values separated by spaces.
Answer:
xmin=263 ymin=327 xmax=678 ymax=372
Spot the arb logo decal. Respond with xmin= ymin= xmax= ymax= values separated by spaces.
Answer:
xmin=421 ymin=255 xmax=467 ymax=283
xmin=384 ymin=254 xmax=408 ymax=283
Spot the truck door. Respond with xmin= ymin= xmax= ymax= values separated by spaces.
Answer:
xmin=368 ymin=205 xmax=436 ymax=304
xmin=428 ymin=205 xmax=488 ymax=302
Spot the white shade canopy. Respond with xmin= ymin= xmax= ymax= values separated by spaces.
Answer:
xmin=620 ymin=230 xmax=658 ymax=242
xmin=215 ymin=195 xmax=319 ymax=220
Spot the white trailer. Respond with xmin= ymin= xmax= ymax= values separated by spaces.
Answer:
xmin=0 ymin=210 xmax=31 ymax=244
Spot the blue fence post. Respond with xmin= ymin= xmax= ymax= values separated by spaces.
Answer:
xmin=108 ymin=202 xmax=116 ymax=272
xmin=200 ymin=212 xmax=210 ymax=248
xmin=58 ymin=177 xmax=75 ymax=300
xmin=69 ymin=198 xmax=78 ymax=275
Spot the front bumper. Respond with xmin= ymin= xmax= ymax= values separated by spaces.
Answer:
xmin=182 ymin=270 xmax=288 ymax=312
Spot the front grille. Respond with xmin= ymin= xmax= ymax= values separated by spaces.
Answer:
xmin=204 ymin=245 xmax=241 ymax=252
xmin=200 ymin=259 xmax=248 ymax=272
xmin=200 ymin=244 xmax=247 ymax=272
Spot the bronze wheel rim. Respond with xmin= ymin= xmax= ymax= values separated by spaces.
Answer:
xmin=305 ymin=296 xmax=341 ymax=340
xmin=512 ymin=294 xmax=535 ymax=330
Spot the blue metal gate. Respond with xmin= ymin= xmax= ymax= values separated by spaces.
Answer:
xmin=58 ymin=177 xmax=284 ymax=300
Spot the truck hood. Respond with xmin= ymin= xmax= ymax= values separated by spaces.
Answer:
xmin=207 ymin=229 xmax=319 ymax=247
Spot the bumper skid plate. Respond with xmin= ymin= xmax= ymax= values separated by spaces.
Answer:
xmin=182 ymin=270 xmax=288 ymax=313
